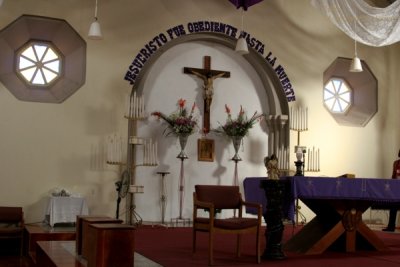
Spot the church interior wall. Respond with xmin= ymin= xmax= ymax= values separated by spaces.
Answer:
xmin=0 ymin=0 xmax=398 ymax=225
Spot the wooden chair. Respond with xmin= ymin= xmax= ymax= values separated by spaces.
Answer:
xmin=0 ymin=206 xmax=24 ymax=256
xmin=193 ymin=185 xmax=262 ymax=265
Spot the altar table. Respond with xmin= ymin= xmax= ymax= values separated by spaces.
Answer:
xmin=244 ymin=176 xmax=400 ymax=255
xmin=243 ymin=177 xmax=295 ymax=222
xmin=46 ymin=196 xmax=89 ymax=227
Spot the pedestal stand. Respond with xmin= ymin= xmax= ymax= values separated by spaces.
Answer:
xmin=155 ymin=171 xmax=170 ymax=228
xmin=171 ymin=155 xmax=191 ymax=227
xmin=260 ymin=179 xmax=288 ymax=260
xmin=231 ymin=136 xmax=243 ymax=187
xmin=294 ymin=160 xmax=304 ymax=176
xmin=233 ymin=158 xmax=241 ymax=187
xmin=129 ymin=202 xmax=143 ymax=227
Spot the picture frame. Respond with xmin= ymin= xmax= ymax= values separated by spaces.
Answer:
xmin=198 ymin=138 xmax=215 ymax=162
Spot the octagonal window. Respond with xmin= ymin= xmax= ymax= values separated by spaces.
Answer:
xmin=323 ymin=78 xmax=352 ymax=114
xmin=16 ymin=41 xmax=62 ymax=87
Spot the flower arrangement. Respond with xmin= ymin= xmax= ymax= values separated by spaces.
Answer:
xmin=215 ymin=104 xmax=265 ymax=137
xmin=151 ymin=98 xmax=198 ymax=136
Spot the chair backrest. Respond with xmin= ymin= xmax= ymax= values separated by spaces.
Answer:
xmin=0 ymin=207 xmax=23 ymax=223
xmin=195 ymin=185 xmax=241 ymax=209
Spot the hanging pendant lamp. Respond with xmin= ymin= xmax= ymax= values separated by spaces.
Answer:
xmin=349 ymin=18 xmax=362 ymax=72
xmin=88 ymin=0 xmax=102 ymax=40
xmin=235 ymin=8 xmax=249 ymax=55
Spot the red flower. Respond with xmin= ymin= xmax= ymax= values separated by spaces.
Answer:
xmin=151 ymin=111 xmax=161 ymax=118
xmin=215 ymin=105 xmax=265 ymax=137
xmin=225 ymin=104 xmax=231 ymax=114
xmin=178 ymin=98 xmax=186 ymax=108
xmin=239 ymin=105 xmax=244 ymax=116
xmin=152 ymin=99 xmax=198 ymax=136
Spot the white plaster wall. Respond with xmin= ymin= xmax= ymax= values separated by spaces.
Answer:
xmin=134 ymin=41 xmax=269 ymax=221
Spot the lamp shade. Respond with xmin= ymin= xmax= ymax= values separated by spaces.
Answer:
xmin=349 ymin=56 xmax=363 ymax=72
xmin=88 ymin=20 xmax=102 ymax=40
xmin=235 ymin=37 xmax=249 ymax=55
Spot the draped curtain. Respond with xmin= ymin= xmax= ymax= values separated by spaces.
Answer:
xmin=311 ymin=0 xmax=400 ymax=47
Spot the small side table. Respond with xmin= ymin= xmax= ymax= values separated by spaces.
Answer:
xmin=45 ymin=196 xmax=89 ymax=227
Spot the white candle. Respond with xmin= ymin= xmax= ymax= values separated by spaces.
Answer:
xmin=141 ymin=96 xmax=145 ymax=118
xmin=125 ymin=95 xmax=129 ymax=117
xmin=306 ymin=107 xmax=308 ymax=130
xmin=107 ymin=136 xmax=111 ymax=162
xmin=155 ymin=141 xmax=158 ymax=165
xmin=138 ymin=96 xmax=142 ymax=118
xmin=133 ymin=92 xmax=137 ymax=118
xmin=286 ymin=147 xmax=289 ymax=170
xmin=300 ymin=107 xmax=303 ymax=131
xmin=119 ymin=136 xmax=123 ymax=163
xmin=151 ymin=140 xmax=155 ymax=165
xmin=128 ymin=95 xmax=132 ymax=118
xmin=146 ymin=139 xmax=150 ymax=165
xmin=145 ymin=140 xmax=148 ymax=165
xmin=290 ymin=107 xmax=293 ymax=129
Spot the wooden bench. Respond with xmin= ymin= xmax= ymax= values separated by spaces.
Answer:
xmin=0 ymin=206 xmax=24 ymax=256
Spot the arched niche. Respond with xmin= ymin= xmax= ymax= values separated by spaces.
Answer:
xmin=130 ymin=32 xmax=290 ymax=156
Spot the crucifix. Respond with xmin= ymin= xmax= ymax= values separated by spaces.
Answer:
xmin=184 ymin=56 xmax=230 ymax=134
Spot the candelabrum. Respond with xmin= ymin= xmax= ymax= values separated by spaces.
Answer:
xmin=290 ymin=106 xmax=320 ymax=174
xmin=290 ymin=106 xmax=320 ymax=226
xmin=108 ymin=91 xmax=158 ymax=226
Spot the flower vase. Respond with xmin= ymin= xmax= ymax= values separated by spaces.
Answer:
xmin=177 ymin=134 xmax=189 ymax=159
xmin=231 ymin=136 xmax=243 ymax=161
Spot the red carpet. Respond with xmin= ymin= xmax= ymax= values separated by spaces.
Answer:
xmin=135 ymin=225 xmax=400 ymax=267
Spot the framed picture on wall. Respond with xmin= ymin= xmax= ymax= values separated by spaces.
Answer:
xmin=198 ymin=138 xmax=215 ymax=162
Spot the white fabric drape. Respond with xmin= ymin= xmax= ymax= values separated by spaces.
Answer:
xmin=311 ymin=0 xmax=400 ymax=47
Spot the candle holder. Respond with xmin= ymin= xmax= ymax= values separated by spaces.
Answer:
xmin=119 ymin=91 xmax=159 ymax=226
xmin=152 ymin=171 xmax=170 ymax=228
xmin=294 ymin=147 xmax=306 ymax=176
xmin=171 ymin=135 xmax=191 ymax=227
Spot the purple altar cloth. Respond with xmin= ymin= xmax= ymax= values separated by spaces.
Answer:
xmin=243 ymin=177 xmax=295 ymax=222
xmin=292 ymin=176 xmax=400 ymax=203
xmin=243 ymin=176 xmax=400 ymax=222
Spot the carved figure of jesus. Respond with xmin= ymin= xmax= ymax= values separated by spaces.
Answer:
xmin=187 ymin=70 xmax=227 ymax=113
xmin=183 ymin=56 xmax=230 ymax=134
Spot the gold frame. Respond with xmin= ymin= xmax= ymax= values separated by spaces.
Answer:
xmin=198 ymin=138 xmax=215 ymax=162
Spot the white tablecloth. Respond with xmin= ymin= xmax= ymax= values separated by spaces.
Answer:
xmin=45 ymin=196 xmax=89 ymax=226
